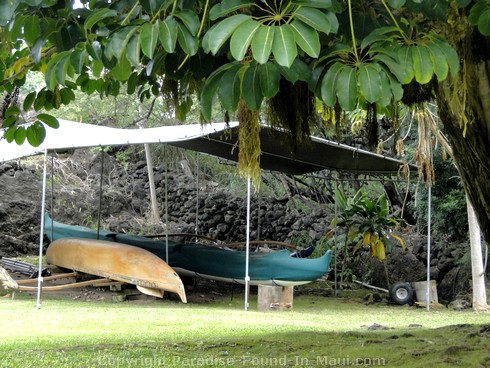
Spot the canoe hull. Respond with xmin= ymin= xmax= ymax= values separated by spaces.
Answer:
xmin=45 ymin=213 xmax=332 ymax=286
xmin=46 ymin=238 xmax=187 ymax=303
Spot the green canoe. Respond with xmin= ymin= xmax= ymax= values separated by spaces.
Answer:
xmin=44 ymin=213 xmax=332 ymax=286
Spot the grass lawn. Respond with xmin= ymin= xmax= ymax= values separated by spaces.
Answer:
xmin=0 ymin=285 xmax=489 ymax=368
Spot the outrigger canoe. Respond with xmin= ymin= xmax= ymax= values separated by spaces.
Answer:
xmin=46 ymin=238 xmax=187 ymax=303
xmin=45 ymin=213 xmax=332 ymax=287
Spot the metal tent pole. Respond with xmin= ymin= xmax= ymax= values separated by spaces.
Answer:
xmin=334 ymin=179 xmax=338 ymax=296
xmin=164 ymin=146 xmax=169 ymax=263
xmin=244 ymin=175 xmax=251 ymax=311
xmin=195 ymin=153 xmax=200 ymax=236
xmin=36 ymin=149 xmax=48 ymax=310
xmin=50 ymin=153 xmax=54 ymax=241
xmin=426 ymin=185 xmax=432 ymax=311
xmin=96 ymin=149 xmax=105 ymax=240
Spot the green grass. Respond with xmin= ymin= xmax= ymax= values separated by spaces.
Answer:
xmin=0 ymin=289 xmax=489 ymax=368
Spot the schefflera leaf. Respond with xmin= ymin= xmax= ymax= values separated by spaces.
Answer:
xmin=272 ymin=24 xmax=297 ymax=67
xmin=336 ymin=65 xmax=357 ymax=111
xmin=358 ymin=63 xmax=382 ymax=104
xmin=290 ymin=19 xmax=320 ymax=58
xmin=258 ymin=62 xmax=280 ymax=99
xmin=218 ymin=63 xmax=243 ymax=111
xmin=159 ymin=17 xmax=178 ymax=53
xmin=203 ymin=14 xmax=250 ymax=55
xmin=241 ymin=62 xmax=263 ymax=110
xmin=251 ymin=24 xmax=274 ymax=64
xmin=230 ymin=19 xmax=260 ymax=61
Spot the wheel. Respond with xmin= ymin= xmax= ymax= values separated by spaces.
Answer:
xmin=389 ymin=282 xmax=413 ymax=305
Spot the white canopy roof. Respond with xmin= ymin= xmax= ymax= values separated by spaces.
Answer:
xmin=0 ymin=120 xmax=237 ymax=163
xmin=0 ymin=119 xmax=414 ymax=175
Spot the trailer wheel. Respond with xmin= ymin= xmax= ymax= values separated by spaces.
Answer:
xmin=389 ymin=282 xmax=413 ymax=305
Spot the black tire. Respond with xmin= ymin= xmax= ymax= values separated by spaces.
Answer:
xmin=389 ymin=282 xmax=413 ymax=305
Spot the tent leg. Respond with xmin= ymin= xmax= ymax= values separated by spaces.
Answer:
xmin=426 ymin=186 xmax=432 ymax=311
xmin=96 ymin=149 xmax=105 ymax=240
xmin=36 ymin=149 xmax=48 ymax=310
xmin=244 ymin=176 xmax=251 ymax=311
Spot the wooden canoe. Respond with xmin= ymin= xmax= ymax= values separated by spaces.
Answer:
xmin=46 ymin=238 xmax=187 ymax=303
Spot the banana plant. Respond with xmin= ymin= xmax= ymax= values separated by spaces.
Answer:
xmin=333 ymin=188 xmax=404 ymax=262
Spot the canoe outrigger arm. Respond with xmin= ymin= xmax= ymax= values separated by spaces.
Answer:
xmin=0 ymin=265 xmax=123 ymax=293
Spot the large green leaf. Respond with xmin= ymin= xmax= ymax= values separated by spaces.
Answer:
xmin=381 ymin=66 xmax=404 ymax=102
xmin=377 ymin=69 xmax=392 ymax=107
xmin=276 ymin=59 xmax=310 ymax=83
xmin=294 ymin=7 xmax=333 ymax=35
xmin=205 ymin=14 xmax=250 ymax=54
xmin=84 ymin=8 xmax=118 ymax=31
xmin=336 ymin=65 xmax=357 ymax=110
xmin=230 ymin=19 xmax=260 ymax=61
xmin=272 ymin=24 xmax=297 ymax=68
xmin=209 ymin=0 xmax=255 ymax=20
xmin=14 ymin=126 xmax=26 ymax=145
xmin=37 ymin=113 xmax=59 ymax=129
xmin=360 ymin=27 xmax=398 ymax=50
xmin=126 ymin=32 xmax=141 ymax=66
xmin=105 ymin=26 xmax=139 ymax=60
xmin=59 ymin=87 xmax=75 ymax=105
xmin=174 ymin=10 xmax=200 ymax=36
xmin=241 ymin=62 xmax=263 ymax=110
xmin=26 ymin=121 xmax=46 ymax=147
xmin=477 ymin=8 xmax=490 ymax=36
xmin=411 ymin=44 xmax=433 ymax=84
xmin=428 ymin=36 xmax=459 ymax=77
xmin=86 ymin=41 xmax=102 ymax=62
xmin=258 ymin=62 xmax=280 ymax=98
xmin=159 ymin=17 xmax=178 ymax=53
xmin=218 ymin=63 xmax=242 ymax=111
xmin=69 ymin=47 xmax=86 ymax=74
xmin=358 ymin=63 xmax=382 ymax=103
xmin=290 ymin=20 xmax=320 ymax=58
xmin=177 ymin=23 xmax=199 ymax=56
xmin=111 ymin=54 xmax=132 ymax=81
xmin=396 ymin=46 xmax=415 ymax=84
xmin=251 ymin=24 xmax=274 ymax=64
xmin=320 ymin=61 xmax=343 ymax=106
xmin=31 ymin=37 xmax=43 ymax=64
xmin=23 ymin=92 xmax=36 ymax=112
xmin=372 ymin=52 xmax=409 ymax=83
xmin=45 ymin=51 xmax=71 ymax=90
xmin=140 ymin=22 xmax=159 ymax=59
xmin=472 ymin=5 xmax=490 ymax=36
xmin=426 ymin=40 xmax=448 ymax=81
xmin=3 ymin=126 xmax=16 ymax=143
xmin=200 ymin=64 xmax=235 ymax=120
xmin=23 ymin=15 xmax=40 ymax=45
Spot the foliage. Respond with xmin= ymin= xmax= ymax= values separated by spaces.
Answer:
xmin=332 ymin=188 xmax=404 ymax=262
xmin=1 ymin=0 xmax=489 ymax=184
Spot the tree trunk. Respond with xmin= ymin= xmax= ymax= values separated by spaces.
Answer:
xmin=437 ymin=29 xmax=490 ymax=245
xmin=466 ymin=195 xmax=488 ymax=311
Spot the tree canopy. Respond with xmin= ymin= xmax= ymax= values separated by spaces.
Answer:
xmin=2 ymin=1 xmax=490 ymax=240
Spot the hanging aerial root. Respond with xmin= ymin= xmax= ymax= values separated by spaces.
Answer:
xmin=237 ymin=100 xmax=261 ymax=189
xmin=413 ymin=106 xmax=435 ymax=185
xmin=266 ymin=80 xmax=317 ymax=150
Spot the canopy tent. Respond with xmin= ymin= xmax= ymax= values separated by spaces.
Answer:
xmin=0 ymin=119 xmax=418 ymax=310
xmin=1 ymin=119 xmax=413 ymax=175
